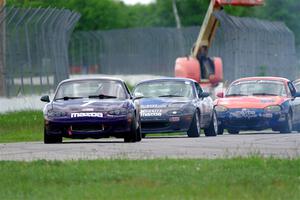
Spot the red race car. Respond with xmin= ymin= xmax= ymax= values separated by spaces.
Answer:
xmin=215 ymin=77 xmax=300 ymax=134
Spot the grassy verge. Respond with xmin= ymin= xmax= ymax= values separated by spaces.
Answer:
xmin=0 ymin=158 xmax=299 ymax=199
xmin=0 ymin=111 xmax=43 ymax=143
xmin=0 ymin=111 xmax=184 ymax=143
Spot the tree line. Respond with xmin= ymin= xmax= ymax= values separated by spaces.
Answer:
xmin=7 ymin=0 xmax=300 ymax=45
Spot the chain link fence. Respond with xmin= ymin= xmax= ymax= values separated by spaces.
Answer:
xmin=69 ymin=12 xmax=299 ymax=82
xmin=0 ymin=7 xmax=80 ymax=97
xmin=214 ymin=11 xmax=299 ymax=82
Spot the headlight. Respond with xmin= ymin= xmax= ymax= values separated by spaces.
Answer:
xmin=215 ymin=105 xmax=228 ymax=112
xmin=47 ymin=110 xmax=68 ymax=118
xmin=264 ymin=105 xmax=281 ymax=112
xmin=108 ymin=108 xmax=128 ymax=115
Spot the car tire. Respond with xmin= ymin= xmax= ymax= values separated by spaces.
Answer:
xmin=124 ymin=129 xmax=136 ymax=143
xmin=227 ymin=129 xmax=239 ymax=134
xmin=44 ymin=128 xmax=62 ymax=144
xmin=280 ymin=112 xmax=292 ymax=133
xmin=187 ymin=110 xmax=201 ymax=137
xmin=135 ymin=120 xmax=142 ymax=142
xmin=217 ymin=124 xmax=224 ymax=135
xmin=204 ymin=111 xmax=218 ymax=137
xmin=124 ymin=115 xmax=141 ymax=143
xmin=124 ymin=130 xmax=136 ymax=143
xmin=294 ymin=123 xmax=300 ymax=133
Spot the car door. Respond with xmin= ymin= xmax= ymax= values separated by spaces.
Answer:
xmin=194 ymin=82 xmax=213 ymax=126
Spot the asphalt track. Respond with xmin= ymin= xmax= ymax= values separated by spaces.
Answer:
xmin=0 ymin=132 xmax=299 ymax=161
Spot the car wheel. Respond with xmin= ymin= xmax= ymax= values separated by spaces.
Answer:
xmin=44 ymin=128 xmax=62 ymax=144
xmin=187 ymin=110 xmax=201 ymax=137
xmin=280 ymin=112 xmax=292 ymax=133
xmin=135 ymin=120 xmax=142 ymax=142
xmin=204 ymin=111 xmax=218 ymax=137
xmin=294 ymin=123 xmax=300 ymax=133
xmin=124 ymin=128 xmax=136 ymax=143
xmin=227 ymin=129 xmax=239 ymax=134
xmin=124 ymin=115 xmax=140 ymax=143
xmin=217 ymin=124 xmax=224 ymax=135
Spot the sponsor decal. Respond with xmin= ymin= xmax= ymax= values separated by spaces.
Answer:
xmin=260 ymin=99 xmax=276 ymax=103
xmin=71 ymin=112 xmax=103 ymax=118
xmin=229 ymin=109 xmax=257 ymax=119
xmin=81 ymin=108 xmax=94 ymax=112
xmin=141 ymin=109 xmax=162 ymax=117
xmin=263 ymin=113 xmax=273 ymax=118
xmin=141 ymin=104 xmax=167 ymax=109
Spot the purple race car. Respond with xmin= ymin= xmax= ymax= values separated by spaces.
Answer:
xmin=40 ymin=77 xmax=141 ymax=143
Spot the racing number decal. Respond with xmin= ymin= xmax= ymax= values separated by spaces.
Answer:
xmin=141 ymin=109 xmax=162 ymax=117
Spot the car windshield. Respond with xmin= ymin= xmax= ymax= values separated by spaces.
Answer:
xmin=226 ymin=80 xmax=287 ymax=97
xmin=55 ymin=80 xmax=127 ymax=100
xmin=294 ymin=82 xmax=300 ymax=92
xmin=133 ymin=80 xmax=194 ymax=99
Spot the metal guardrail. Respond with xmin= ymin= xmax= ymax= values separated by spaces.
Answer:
xmin=69 ymin=12 xmax=298 ymax=82
xmin=0 ymin=7 xmax=80 ymax=97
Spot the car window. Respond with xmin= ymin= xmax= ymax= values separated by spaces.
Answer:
xmin=194 ymin=82 xmax=203 ymax=98
xmin=226 ymin=80 xmax=287 ymax=97
xmin=294 ymin=82 xmax=300 ymax=92
xmin=55 ymin=80 xmax=127 ymax=100
xmin=288 ymin=82 xmax=296 ymax=97
xmin=134 ymin=80 xmax=194 ymax=99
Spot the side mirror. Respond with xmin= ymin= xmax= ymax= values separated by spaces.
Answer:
xmin=133 ymin=94 xmax=144 ymax=101
xmin=216 ymin=92 xmax=224 ymax=98
xmin=40 ymin=95 xmax=50 ymax=103
xmin=294 ymin=92 xmax=300 ymax=98
xmin=199 ymin=92 xmax=209 ymax=98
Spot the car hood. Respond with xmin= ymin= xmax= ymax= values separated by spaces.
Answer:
xmin=138 ymin=97 xmax=191 ymax=109
xmin=215 ymin=96 xmax=288 ymax=109
xmin=51 ymin=98 xmax=130 ymax=112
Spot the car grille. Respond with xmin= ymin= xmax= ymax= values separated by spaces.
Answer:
xmin=71 ymin=124 xmax=105 ymax=131
xmin=142 ymin=121 xmax=170 ymax=129
xmin=227 ymin=118 xmax=262 ymax=127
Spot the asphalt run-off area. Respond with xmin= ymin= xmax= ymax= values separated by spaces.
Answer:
xmin=1 ymin=132 xmax=299 ymax=161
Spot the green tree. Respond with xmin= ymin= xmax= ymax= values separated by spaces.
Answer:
xmin=6 ymin=0 xmax=300 ymax=45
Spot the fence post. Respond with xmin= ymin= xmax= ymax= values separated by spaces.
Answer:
xmin=0 ymin=2 xmax=5 ymax=96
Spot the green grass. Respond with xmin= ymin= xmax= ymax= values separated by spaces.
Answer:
xmin=0 ymin=111 xmax=185 ymax=143
xmin=0 ymin=158 xmax=299 ymax=199
xmin=0 ymin=111 xmax=43 ymax=143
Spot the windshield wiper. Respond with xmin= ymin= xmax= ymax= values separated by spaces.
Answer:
xmin=55 ymin=96 xmax=83 ymax=101
xmin=226 ymin=94 xmax=247 ymax=97
xmin=158 ymin=94 xmax=184 ymax=98
xmin=252 ymin=93 xmax=277 ymax=96
xmin=89 ymin=94 xmax=117 ymax=99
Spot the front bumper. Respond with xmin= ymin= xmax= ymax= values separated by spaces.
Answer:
xmin=141 ymin=113 xmax=193 ymax=134
xmin=44 ymin=116 xmax=132 ymax=139
xmin=216 ymin=108 xmax=286 ymax=131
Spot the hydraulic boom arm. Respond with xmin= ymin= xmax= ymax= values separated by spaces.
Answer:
xmin=192 ymin=0 xmax=264 ymax=57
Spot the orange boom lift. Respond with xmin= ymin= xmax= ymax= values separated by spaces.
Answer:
xmin=175 ymin=0 xmax=264 ymax=94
